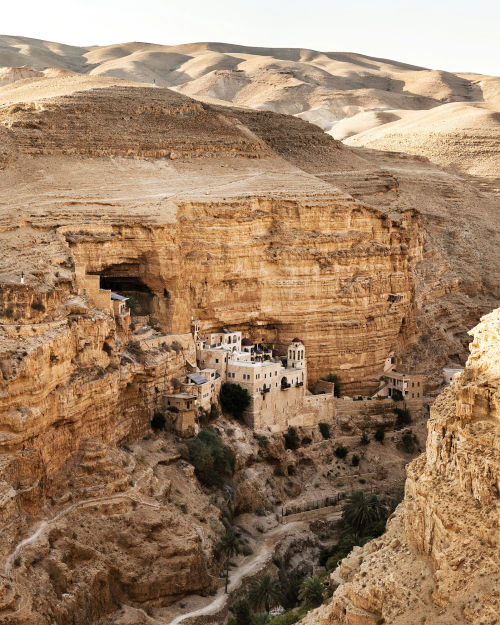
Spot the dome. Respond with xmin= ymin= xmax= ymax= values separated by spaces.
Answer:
xmin=241 ymin=338 xmax=254 ymax=347
xmin=272 ymin=349 xmax=281 ymax=358
xmin=291 ymin=337 xmax=302 ymax=344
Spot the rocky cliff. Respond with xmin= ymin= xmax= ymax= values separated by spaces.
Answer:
xmin=302 ymin=308 xmax=499 ymax=625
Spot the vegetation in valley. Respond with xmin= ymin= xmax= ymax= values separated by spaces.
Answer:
xmin=186 ymin=430 xmax=235 ymax=486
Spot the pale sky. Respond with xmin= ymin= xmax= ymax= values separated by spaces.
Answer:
xmin=2 ymin=0 xmax=499 ymax=75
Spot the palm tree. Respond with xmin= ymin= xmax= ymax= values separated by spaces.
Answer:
xmin=298 ymin=575 xmax=325 ymax=607
xmin=217 ymin=530 xmax=243 ymax=593
xmin=342 ymin=490 xmax=386 ymax=533
xmin=248 ymin=574 xmax=282 ymax=613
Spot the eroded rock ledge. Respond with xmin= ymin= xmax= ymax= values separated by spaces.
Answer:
xmin=302 ymin=308 xmax=499 ymax=625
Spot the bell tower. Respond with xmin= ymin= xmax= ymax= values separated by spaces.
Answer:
xmin=287 ymin=338 xmax=305 ymax=369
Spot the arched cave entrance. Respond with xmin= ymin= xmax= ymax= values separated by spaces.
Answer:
xmin=96 ymin=263 xmax=155 ymax=315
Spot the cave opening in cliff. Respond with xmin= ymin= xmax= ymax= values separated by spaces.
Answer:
xmin=97 ymin=263 xmax=155 ymax=315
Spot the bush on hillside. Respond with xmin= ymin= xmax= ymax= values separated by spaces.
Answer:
xmin=374 ymin=428 xmax=385 ymax=443
xmin=401 ymin=429 xmax=416 ymax=453
xmin=284 ymin=426 xmax=300 ymax=450
xmin=318 ymin=422 xmax=330 ymax=439
xmin=391 ymin=389 xmax=404 ymax=402
xmin=394 ymin=407 xmax=411 ymax=428
xmin=186 ymin=430 xmax=235 ymax=487
xmin=334 ymin=445 xmax=348 ymax=459
xmin=360 ymin=431 xmax=370 ymax=445
xmin=323 ymin=373 xmax=341 ymax=397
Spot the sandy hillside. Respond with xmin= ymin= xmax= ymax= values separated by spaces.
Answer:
xmin=344 ymin=101 xmax=500 ymax=176
xmin=1 ymin=35 xmax=499 ymax=137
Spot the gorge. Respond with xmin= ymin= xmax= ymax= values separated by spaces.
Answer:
xmin=0 ymin=40 xmax=498 ymax=625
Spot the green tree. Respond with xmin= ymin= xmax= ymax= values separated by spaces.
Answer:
xmin=248 ymin=575 xmax=282 ymax=613
xmin=186 ymin=430 xmax=235 ymax=487
xmin=230 ymin=598 xmax=253 ymax=625
xmin=394 ymin=407 xmax=411 ymax=428
xmin=279 ymin=573 xmax=302 ymax=610
xmin=391 ymin=389 xmax=404 ymax=402
xmin=401 ymin=429 xmax=416 ymax=453
xmin=374 ymin=428 xmax=385 ymax=443
xmin=360 ymin=431 xmax=370 ymax=445
xmin=334 ymin=445 xmax=348 ymax=459
xmin=126 ymin=296 xmax=140 ymax=315
xmin=342 ymin=491 xmax=386 ymax=533
xmin=351 ymin=454 xmax=360 ymax=466
xmin=284 ymin=427 xmax=300 ymax=450
xmin=323 ymin=374 xmax=340 ymax=397
xmin=298 ymin=575 xmax=325 ymax=607
xmin=318 ymin=422 xmax=330 ymax=439
xmin=220 ymin=383 xmax=251 ymax=421
xmin=217 ymin=530 xmax=243 ymax=593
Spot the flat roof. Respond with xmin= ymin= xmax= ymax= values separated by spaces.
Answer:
xmin=187 ymin=373 xmax=209 ymax=385
xmin=165 ymin=393 xmax=197 ymax=399
xmin=228 ymin=360 xmax=282 ymax=368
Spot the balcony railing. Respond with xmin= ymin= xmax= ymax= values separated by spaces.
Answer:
xmin=295 ymin=381 xmax=303 ymax=387
xmin=261 ymin=386 xmax=271 ymax=394
xmin=281 ymin=382 xmax=291 ymax=390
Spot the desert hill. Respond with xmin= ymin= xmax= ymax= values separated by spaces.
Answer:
xmin=344 ymin=101 xmax=500 ymax=177
xmin=1 ymin=35 xmax=499 ymax=134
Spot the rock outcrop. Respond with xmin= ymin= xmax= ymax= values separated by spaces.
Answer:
xmin=302 ymin=308 xmax=499 ymax=624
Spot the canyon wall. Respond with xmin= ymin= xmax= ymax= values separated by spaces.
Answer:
xmin=302 ymin=308 xmax=499 ymax=625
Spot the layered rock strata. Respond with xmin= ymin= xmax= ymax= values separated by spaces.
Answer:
xmin=302 ymin=308 xmax=499 ymax=625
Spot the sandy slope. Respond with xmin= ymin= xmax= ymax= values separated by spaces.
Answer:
xmin=344 ymin=101 xmax=500 ymax=176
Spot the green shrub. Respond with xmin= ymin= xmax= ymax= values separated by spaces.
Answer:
xmin=351 ymin=454 xmax=360 ymax=467
xmin=268 ymin=610 xmax=299 ymax=625
xmin=284 ymin=427 xmax=300 ymax=450
xmin=254 ymin=433 xmax=269 ymax=447
xmin=318 ymin=422 xmax=330 ymax=439
xmin=360 ymin=431 xmax=370 ymax=445
xmin=171 ymin=341 xmax=183 ymax=353
xmin=126 ymin=297 xmax=140 ymax=315
xmin=220 ymin=383 xmax=251 ymax=421
xmin=323 ymin=373 xmax=341 ymax=397
xmin=391 ymin=389 xmax=404 ymax=402
xmin=401 ymin=429 xmax=416 ymax=453
xmin=374 ymin=428 xmax=385 ymax=443
xmin=186 ymin=430 xmax=235 ymax=487
xmin=394 ymin=407 xmax=411 ymax=428
xmin=229 ymin=599 xmax=253 ymax=625
xmin=334 ymin=445 xmax=348 ymax=459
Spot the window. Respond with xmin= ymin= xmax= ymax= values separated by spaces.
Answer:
xmin=216 ymin=358 xmax=219 ymax=363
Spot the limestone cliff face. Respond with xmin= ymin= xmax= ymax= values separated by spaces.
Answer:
xmin=302 ymin=308 xmax=499 ymax=625
xmin=62 ymin=193 xmax=419 ymax=388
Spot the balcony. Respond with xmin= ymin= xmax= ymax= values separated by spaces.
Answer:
xmin=261 ymin=385 xmax=271 ymax=394
xmin=281 ymin=382 xmax=291 ymax=390
xmin=295 ymin=381 xmax=303 ymax=387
